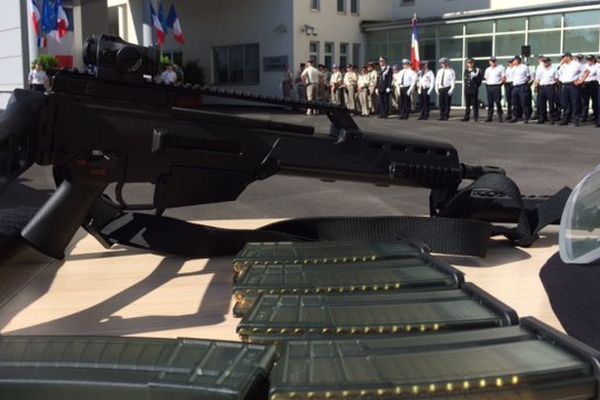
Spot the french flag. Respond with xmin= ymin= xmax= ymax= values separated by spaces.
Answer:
xmin=150 ymin=2 xmax=165 ymax=47
xmin=411 ymin=15 xmax=421 ymax=71
xmin=167 ymin=4 xmax=185 ymax=45
xmin=31 ymin=0 xmax=41 ymax=36
xmin=57 ymin=0 xmax=69 ymax=38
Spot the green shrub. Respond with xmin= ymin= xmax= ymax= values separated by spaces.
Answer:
xmin=33 ymin=54 xmax=60 ymax=71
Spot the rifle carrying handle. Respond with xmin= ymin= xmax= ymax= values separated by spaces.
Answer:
xmin=21 ymin=180 xmax=106 ymax=259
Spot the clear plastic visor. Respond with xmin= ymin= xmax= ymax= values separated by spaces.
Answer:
xmin=560 ymin=164 xmax=600 ymax=265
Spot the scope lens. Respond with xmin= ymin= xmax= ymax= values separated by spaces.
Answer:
xmin=559 ymin=164 xmax=600 ymax=265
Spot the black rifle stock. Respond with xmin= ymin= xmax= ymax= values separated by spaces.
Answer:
xmin=0 ymin=35 xmax=561 ymax=260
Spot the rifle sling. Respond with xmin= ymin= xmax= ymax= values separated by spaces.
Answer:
xmin=91 ymin=174 xmax=571 ymax=258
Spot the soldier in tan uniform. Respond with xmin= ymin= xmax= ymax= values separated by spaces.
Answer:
xmin=330 ymin=65 xmax=344 ymax=105
xmin=344 ymin=64 xmax=359 ymax=112
xmin=367 ymin=62 xmax=379 ymax=115
xmin=301 ymin=60 xmax=321 ymax=115
xmin=358 ymin=67 xmax=370 ymax=116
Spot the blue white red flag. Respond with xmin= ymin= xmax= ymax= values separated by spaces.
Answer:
xmin=167 ymin=4 xmax=185 ymax=45
xmin=411 ymin=15 xmax=421 ymax=71
xmin=57 ymin=0 xmax=69 ymax=38
xmin=150 ymin=2 xmax=165 ymax=47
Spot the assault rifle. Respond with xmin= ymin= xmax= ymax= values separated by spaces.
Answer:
xmin=0 ymin=35 xmax=567 ymax=260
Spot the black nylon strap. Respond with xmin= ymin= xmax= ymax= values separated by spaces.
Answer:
xmin=91 ymin=174 xmax=571 ymax=259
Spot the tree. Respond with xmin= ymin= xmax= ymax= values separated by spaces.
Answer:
xmin=33 ymin=55 xmax=60 ymax=71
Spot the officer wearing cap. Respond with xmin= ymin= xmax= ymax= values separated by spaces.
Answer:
xmin=509 ymin=55 xmax=532 ymax=123
xmin=484 ymin=56 xmax=505 ymax=122
xmin=534 ymin=56 xmax=558 ymax=124
xmin=418 ymin=61 xmax=435 ymax=120
xmin=582 ymin=55 xmax=598 ymax=123
xmin=397 ymin=59 xmax=418 ymax=119
xmin=330 ymin=64 xmax=344 ymax=105
xmin=377 ymin=56 xmax=393 ymax=118
xmin=435 ymin=57 xmax=456 ymax=121
xmin=344 ymin=64 xmax=359 ymax=113
xmin=504 ymin=57 xmax=515 ymax=121
xmin=462 ymin=58 xmax=483 ymax=122
xmin=558 ymin=52 xmax=585 ymax=126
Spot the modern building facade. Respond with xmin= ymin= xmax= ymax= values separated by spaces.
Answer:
xmin=366 ymin=0 xmax=600 ymax=106
xmin=2 ymin=0 xmax=600 ymax=108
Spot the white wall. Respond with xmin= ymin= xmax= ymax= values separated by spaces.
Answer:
xmin=293 ymin=0 xmax=395 ymax=71
xmin=0 ymin=0 xmax=27 ymax=109
xmin=394 ymin=0 xmax=590 ymax=19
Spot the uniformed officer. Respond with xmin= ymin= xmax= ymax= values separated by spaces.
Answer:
xmin=417 ymin=61 xmax=435 ymax=120
xmin=376 ymin=56 xmax=393 ymax=119
xmin=504 ymin=58 xmax=515 ymax=121
xmin=28 ymin=63 xmax=49 ymax=92
xmin=301 ymin=60 xmax=321 ymax=115
xmin=534 ymin=56 xmax=558 ymax=124
xmin=484 ymin=56 xmax=505 ymax=122
xmin=509 ymin=56 xmax=532 ymax=123
xmin=280 ymin=65 xmax=294 ymax=98
xmin=397 ymin=59 xmax=418 ymax=119
xmin=391 ymin=64 xmax=401 ymax=112
xmin=330 ymin=64 xmax=344 ymax=105
xmin=435 ymin=57 xmax=456 ymax=121
xmin=462 ymin=58 xmax=483 ymax=122
xmin=295 ymin=63 xmax=306 ymax=101
xmin=368 ymin=62 xmax=379 ymax=114
xmin=344 ymin=64 xmax=359 ymax=113
xmin=582 ymin=55 xmax=599 ymax=123
xmin=357 ymin=66 xmax=370 ymax=116
xmin=558 ymin=52 xmax=585 ymax=127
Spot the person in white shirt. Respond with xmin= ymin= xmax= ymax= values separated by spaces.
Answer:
xmin=418 ymin=61 xmax=435 ymax=120
xmin=330 ymin=64 xmax=344 ymax=105
xmin=504 ymin=58 xmax=515 ymax=121
xmin=301 ymin=60 xmax=321 ymax=115
xmin=484 ymin=57 xmax=505 ymax=122
xmin=508 ymin=56 xmax=532 ymax=123
xmin=29 ymin=63 xmax=49 ymax=92
xmin=160 ymin=65 xmax=178 ymax=85
xmin=558 ymin=52 xmax=585 ymax=126
xmin=343 ymin=64 xmax=359 ymax=113
xmin=534 ymin=56 xmax=558 ymax=124
xmin=396 ymin=59 xmax=418 ymax=120
xmin=435 ymin=58 xmax=456 ymax=121
xmin=582 ymin=55 xmax=599 ymax=123
xmin=391 ymin=64 xmax=401 ymax=112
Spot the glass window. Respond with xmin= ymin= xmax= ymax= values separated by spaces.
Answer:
xmin=213 ymin=44 xmax=259 ymax=84
xmin=244 ymin=44 xmax=259 ymax=84
xmin=564 ymin=29 xmax=600 ymax=54
xmin=367 ymin=31 xmax=387 ymax=61
xmin=440 ymin=37 xmax=463 ymax=59
xmin=419 ymin=26 xmax=436 ymax=39
xmin=350 ymin=0 xmax=358 ymax=14
xmin=438 ymin=24 xmax=462 ymax=37
xmin=467 ymin=37 xmax=492 ymax=58
xmin=528 ymin=31 xmax=561 ymax=56
xmin=565 ymin=10 xmax=600 ymax=27
xmin=309 ymin=41 xmax=319 ymax=64
xmin=324 ymin=42 xmax=334 ymax=69
xmin=496 ymin=17 xmax=526 ymax=32
xmin=529 ymin=14 xmax=561 ymax=30
xmin=340 ymin=43 xmax=349 ymax=67
xmin=214 ymin=47 xmax=228 ymax=84
xmin=389 ymin=41 xmax=411 ymax=64
xmin=420 ymin=39 xmax=436 ymax=61
xmin=466 ymin=21 xmax=493 ymax=35
xmin=388 ymin=28 xmax=410 ymax=42
xmin=310 ymin=0 xmax=320 ymax=10
xmin=352 ymin=43 xmax=361 ymax=66
xmin=337 ymin=0 xmax=345 ymax=13
xmin=495 ymin=34 xmax=525 ymax=57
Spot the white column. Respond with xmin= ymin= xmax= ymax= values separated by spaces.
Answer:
xmin=26 ymin=0 xmax=38 ymax=64
xmin=143 ymin=0 xmax=153 ymax=47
